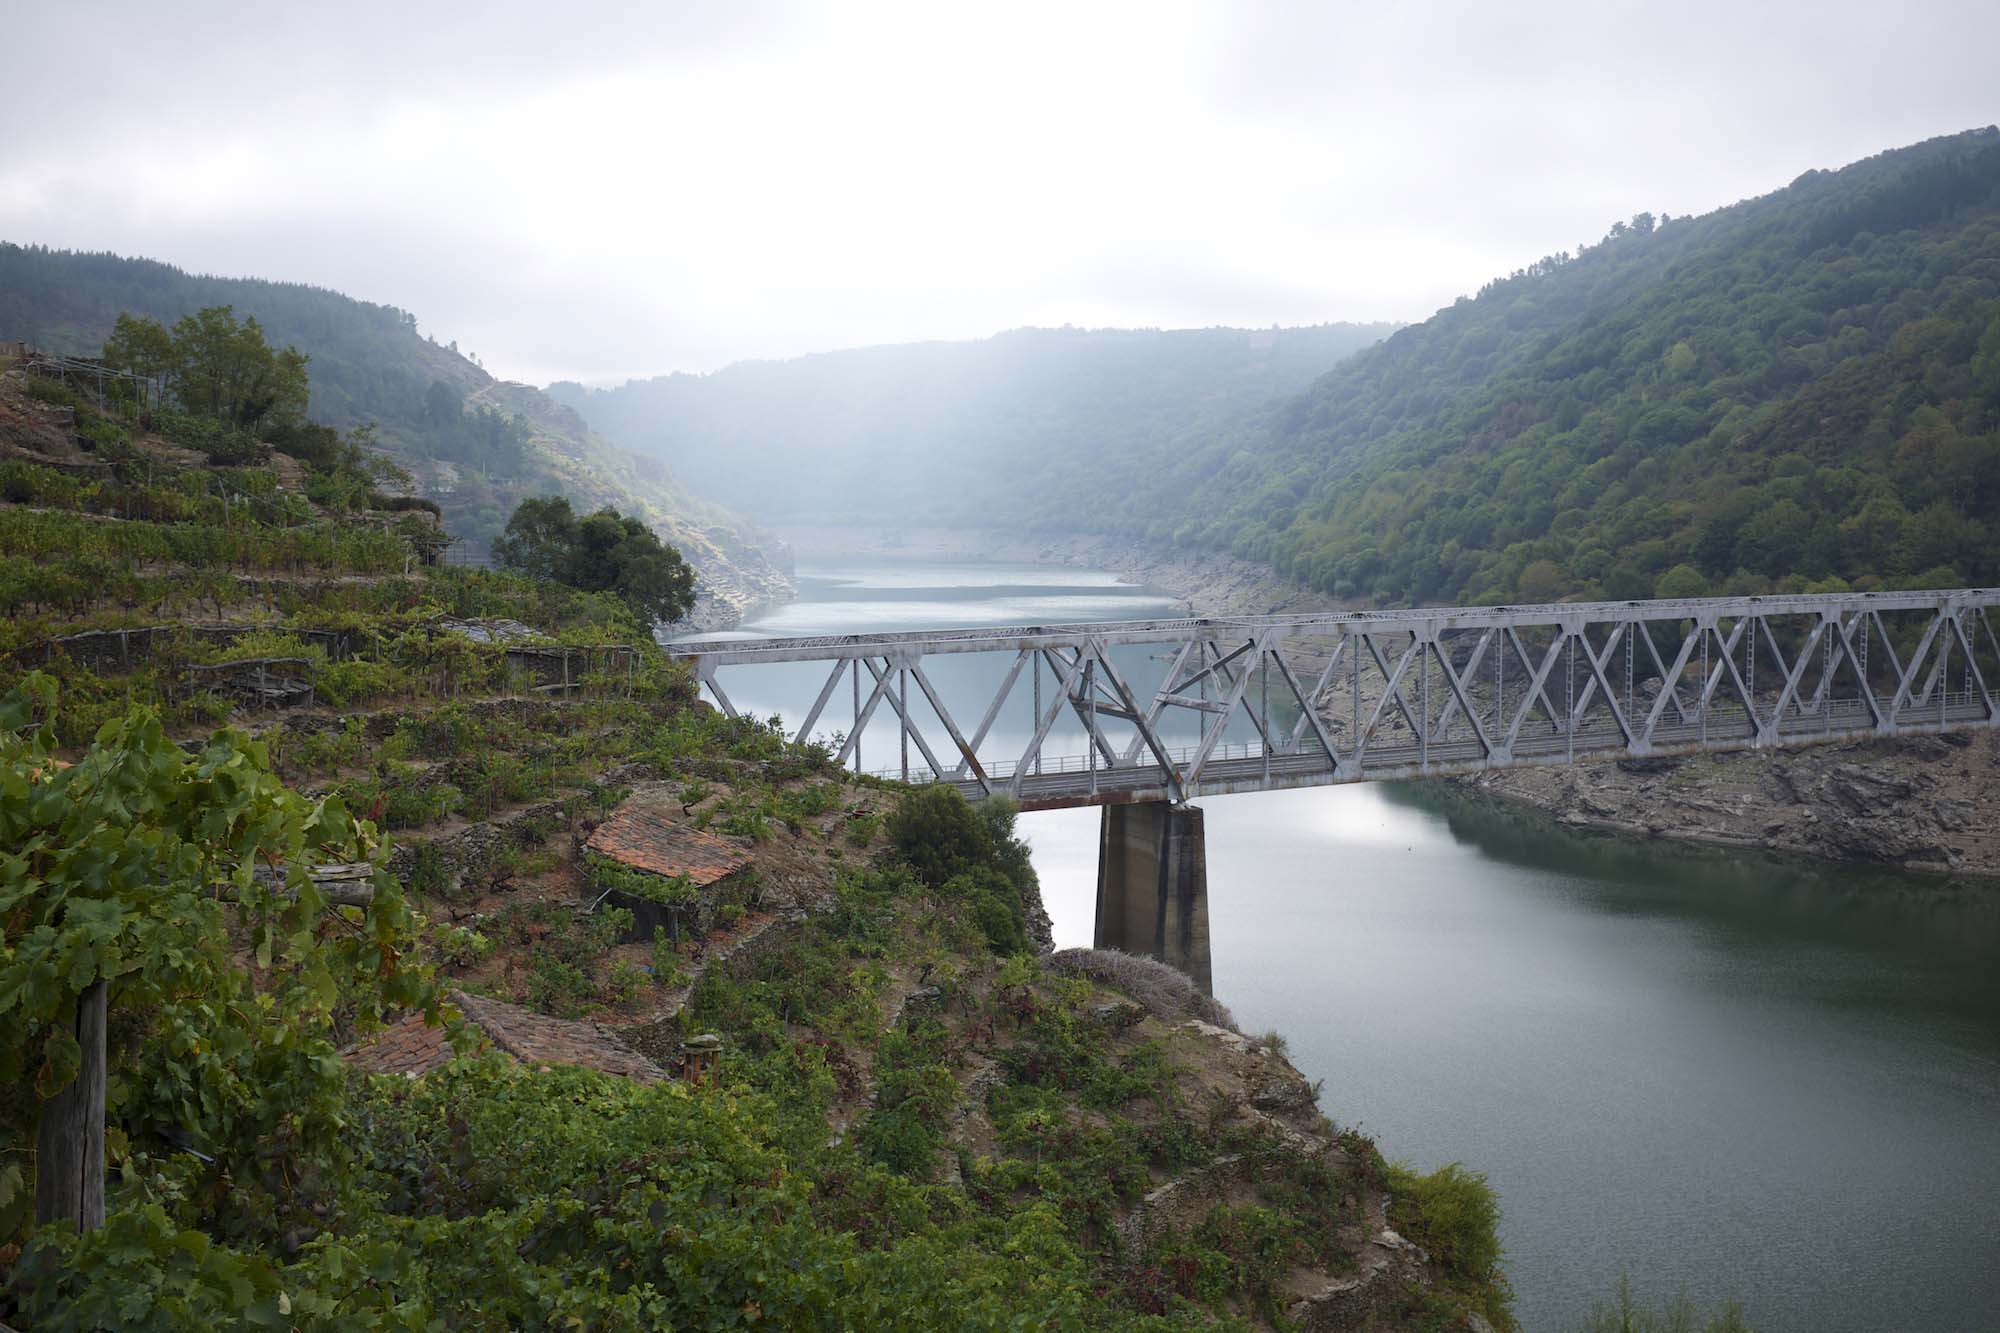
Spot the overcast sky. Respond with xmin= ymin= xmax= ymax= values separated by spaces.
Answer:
xmin=4 ymin=1 xmax=1995 ymax=385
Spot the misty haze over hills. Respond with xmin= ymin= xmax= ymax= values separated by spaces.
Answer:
xmin=548 ymin=323 xmax=1396 ymax=525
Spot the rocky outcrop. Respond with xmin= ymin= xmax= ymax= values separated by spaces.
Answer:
xmin=1465 ymin=729 xmax=2000 ymax=875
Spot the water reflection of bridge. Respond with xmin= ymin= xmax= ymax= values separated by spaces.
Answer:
xmin=673 ymin=589 xmax=1999 ymax=990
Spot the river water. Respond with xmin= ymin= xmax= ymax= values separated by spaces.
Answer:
xmin=692 ymin=557 xmax=2000 ymax=1332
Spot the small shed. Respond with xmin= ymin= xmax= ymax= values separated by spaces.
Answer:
xmin=583 ymin=798 xmax=754 ymax=939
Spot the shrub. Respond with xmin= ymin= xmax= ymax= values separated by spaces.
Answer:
xmin=23 ymin=375 xmax=81 ymax=407
xmin=1385 ymin=1160 xmax=1510 ymax=1321
xmin=887 ymin=785 xmax=990 ymax=886
xmin=945 ymin=865 xmax=1030 ymax=955
xmin=315 ymin=656 xmax=406 ymax=707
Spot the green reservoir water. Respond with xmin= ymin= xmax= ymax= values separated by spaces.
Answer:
xmin=699 ymin=557 xmax=2000 ymax=1332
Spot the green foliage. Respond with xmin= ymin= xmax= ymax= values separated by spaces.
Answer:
xmin=582 ymin=851 xmax=695 ymax=907
xmin=0 ymin=678 xmax=431 ymax=1251
xmin=1106 ymin=131 xmax=2000 ymax=605
xmin=490 ymin=900 xmax=634 ymax=1018
xmin=0 ymin=506 xmax=405 ymax=578
xmin=857 ymin=1023 xmax=958 ymax=1176
xmin=950 ymin=865 xmax=1031 ymax=955
xmin=1386 ymin=1160 xmax=1513 ymax=1325
xmin=493 ymin=494 xmax=697 ymax=626
xmin=105 ymin=307 xmax=309 ymax=431
xmin=887 ymin=784 xmax=994 ymax=886
xmin=888 ymin=788 xmax=1038 ymax=953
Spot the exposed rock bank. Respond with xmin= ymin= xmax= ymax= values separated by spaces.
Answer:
xmin=1464 ymin=730 xmax=2000 ymax=875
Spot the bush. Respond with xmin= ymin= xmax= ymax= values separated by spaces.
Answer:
xmin=886 ymin=785 xmax=990 ymax=886
xmin=1386 ymin=1160 xmax=1511 ymax=1322
xmin=947 ymin=865 xmax=1030 ymax=955
xmin=156 ymin=409 xmax=266 ymax=465
xmin=315 ymin=656 xmax=407 ymax=707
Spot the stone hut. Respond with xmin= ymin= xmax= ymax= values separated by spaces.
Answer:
xmin=582 ymin=797 xmax=755 ymax=940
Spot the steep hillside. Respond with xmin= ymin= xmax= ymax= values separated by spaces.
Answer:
xmin=0 ymin=244 xmax=791 ymax=627
xmin=1151 ymin=128 xmax=2000 ymax=606
xmin=550 ymin=322 xmax=1395 ymax=526
xmin=0 ymin=368 xmax=1513 ymax=1329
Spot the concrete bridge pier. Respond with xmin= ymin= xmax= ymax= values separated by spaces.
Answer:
xmin=1095 ymin=802 xmax=1212 ymax=994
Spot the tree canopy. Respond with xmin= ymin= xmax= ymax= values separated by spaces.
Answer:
xmin=493 ymin=495 xmax=697 ymax=625
xmin=104 ymin=306 xmax=311 ymax=434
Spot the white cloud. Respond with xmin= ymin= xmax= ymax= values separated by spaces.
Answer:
xmin=2 ymin=0 xmax=1994 ymax=383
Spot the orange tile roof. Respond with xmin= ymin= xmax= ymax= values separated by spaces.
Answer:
xmin=342 ymin=1012 xmax=461 ymax=1077
xmin=584 ymin=801 xmax=752 ymax=888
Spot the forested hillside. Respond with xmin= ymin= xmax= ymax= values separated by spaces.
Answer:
xmin=1152 ymin=128 xmax=2000 ymax=605
xmin=0 ymin=245 xmax=790 ymax=621
xmin=550 ymin=322 xmax=1395 ymax=523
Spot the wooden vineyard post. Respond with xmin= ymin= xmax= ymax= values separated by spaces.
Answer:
xmin=34 ymin=977 xmax=106 ymax=1232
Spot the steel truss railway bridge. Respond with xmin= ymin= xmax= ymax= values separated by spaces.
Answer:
xmin=673 ymin=589 xmax=2000 ymax=990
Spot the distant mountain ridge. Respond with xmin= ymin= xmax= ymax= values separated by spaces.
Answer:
xmin=0 ymin=244 xmax=791 ymax=627
xmin=548 ymin=322 xmax=1397 ymax=525
xmin=1136 ymin=127 xmax=2000 ymax=605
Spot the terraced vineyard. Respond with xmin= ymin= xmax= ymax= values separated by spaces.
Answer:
xmin=0 ymin=352 xmax=1513 ymax=1328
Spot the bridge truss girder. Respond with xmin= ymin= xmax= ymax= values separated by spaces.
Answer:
xmin=680 ymin=589 xmax=2000 ymax=810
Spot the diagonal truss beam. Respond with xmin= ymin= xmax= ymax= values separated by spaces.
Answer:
xmin=907 ymin=660 xmax=991 ymax=795
xmin=1184 ymin=641 xmax=1259 ymax=787
xmin=1271 ymin=644 xmax=1345 ymax=775
xmin=863 ymin=658 xmax=954 ymax=782
xmin=1087 ymin=637 xmax=1188 ymax=803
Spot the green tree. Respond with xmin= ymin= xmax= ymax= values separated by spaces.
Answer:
xmin=100 ymin=306 xmax=309 ymax=431
xmin=1654 ymin=564 xmax=1708 ymax=599
xmin=493 ymin=496 xmax=697 ymax=625
xmin=167 ymin=306 xmax=309 ymax=428
xmin=99 ymin=312 xmax=175 ymax=379
xmin=490 ymin=494 xmax=580 ymax=583
xmin=1516 ymin=559 xmax=1568 ymax=603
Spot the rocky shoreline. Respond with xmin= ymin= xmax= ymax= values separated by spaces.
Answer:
xmin=774 ymin=523 xmax=2000 ymax=880
xmin=1462 ymin=730 xmax=2000 ymax=877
